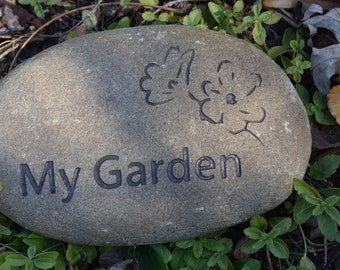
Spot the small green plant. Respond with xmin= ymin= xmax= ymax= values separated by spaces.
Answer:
xmin=267 ymin=27 xmax=310 ymax=82
xmin=66 ymin=243 xmax=97 ymax=267
xmin=241 ymin=215 xmax=292 ymax=267
xmin=208 ymin=0 xmax=244 ymax=35
xmin=0 ymin=248 xmax=58 ymax=270
xmin=240 ymin=0 xmax=281 ymax=45
xmin=305 ymin=90 xmax=337 ymax=125
xmin=293 ymin=178 xmax=340 ymax=241
xmin=183 ymin=7 xmax=206 ymax=28
xmin=169 ymin=231 xmax=233 ymax=270
xmin=18 ymin=0 xmax=74 ymax=19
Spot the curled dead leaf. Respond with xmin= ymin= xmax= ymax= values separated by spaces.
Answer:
xmin=311 ymin=44 xmax=340 ymax=94
xmin=263 ymin=0 xmax=340 ymax=10
xmin=328 ymin=85 xmax=340 ymax=124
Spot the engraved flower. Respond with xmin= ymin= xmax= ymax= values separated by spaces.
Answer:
xmin=139 ymin=46 xmax=195 ymax=105
xmin=189 ymin=60 xmax=266 ymax=144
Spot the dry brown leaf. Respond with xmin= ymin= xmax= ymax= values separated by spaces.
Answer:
xmin=328 ymin=85 xmax=340 ymax=124
xmin=263 ymin=0 xmax=340 ymax=10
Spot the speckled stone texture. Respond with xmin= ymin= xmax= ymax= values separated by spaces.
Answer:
xmin=0 ymin=25 xmax=311 ymax=246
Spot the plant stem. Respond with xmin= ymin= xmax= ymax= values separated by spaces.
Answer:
xmin=0 ymin=243 xmax=19 ymax=252
xmin=266 ymin=246 xmax=273 ymax=270
xmin=323 ymin=237 xmax=327 ymax=267
xmin=298 ymin=224 xmax=308 ymax=256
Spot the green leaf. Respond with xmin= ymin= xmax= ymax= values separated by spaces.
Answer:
xmin=33 ymin=1 xmax=45 ymax=18
xmin=189 ymin=9 xmax=202 ymax=26
xmin=299 ymin=255 xmax=316 ymax=270
xmin=301 ymin=60 xmax=311 ymax=69
xmin=217 ymin=254 xmax=233 ymax=270
xmin=314 ymin=110 xmax=337 ymax=125
xmin=295 ymin=84 xmax=310 ymax=105
xmin=294 ymin=179 xmax=321 ymax=199
xmin=183 ymin=16 xmax=192 ymax=26
xmin=286 ymin=65 xmax=297 ymax=75
xmin=169 ymin=248 xmax=186 ymax=269
xmin=159 ymin=245 xmax=172 ymax=264
xmin=293 ymin=72 xmax=301 ymax=83
xmin=293 ymin=196 xmax=314 ymax=224
xmin=82 ymin=10 xmax=98 ymax=28
xmin=0 ymin=224 xmax=11 ymax=236
xmin=116 ymin=16 xmax=130 ymax=28
xmin=176 ymin=239 xmax=194 ymax=249
xmin=313 ymin=91 xmax=328 ymax=109
xmin=6 ymin=254 xmax=27 ymax=266
xmin=18 ymin=0 xmax=31 ymax=4
xmin=33 ymin=252 xmax=58 ymax=269
xmin=282 ymin=28 xmax=296 ymax=48
xmin=252 ymin=239 xmax=266 ymax=250
xmin=252 ymin=21 xmax=266 ymax=45
xmin=267 ymin=238 xmax=289 ymax=259
xmin=325 ymin=206 xmax=340 ymax=222
xmin=207 ymin=252 xmax=218 ymax=267
xmin=66 ymin=31 xmax=77 ymax=39
xmin=142 ymin=11 xmax=156 ymax=21
xmin=259 ymin=11 xmax=281 ymax=25
xmin=200 ymin=238 xmax=225 ymax=252
xmin=27 ymin=247 xmax=36 ymax=261
xmin=158 ymin=12 xmax=171 ymax=22
xmin=208 ymin=2 xmax=225 ymax=26
xmin=233 ymin=0 xmax=244 ymax=13
xmin=304 ymin=195 xmax=322 ymax=206
xmin=250 ymin=215 xmax=268 ymax=230
xmin=318 ymin=212 xmax=337 ymax=241
xmin=193 ymin=241 xmax=203 ymax=259
xmin=270 ymin=218 xmax=291 ymax=236
xmin=242 ymin=15 xmax=254 ymax=30
xmin=290 ymin=40 xmax=299 ymax=50
xmin=267 ymin=46 xmax=287 ymax=59
xmin=186 ymin=253 xmax=199 ymax=268
xmin=136 ymin=245 xmax=169 ymax=270
xmin=241 ymin=239 xmax=261 ymax=254
xmin=25 ymin=261 xmax=34 ymax=270
xmin=310 ymin=155 xmax=340 ymax=180
xmin=82 ymin=246 xmax=97 ymax=263
xmin=65 ymin=244 xmax=74 ymax=261
xmin=232 ymin=258 xmax=260 ymax=270
xmin=140 ymin=0 xmax=158 ymax=5
xmin=20 ymin=0 xmax=45 ymax=18
xmin=325 ymin=196 xmax=339 ymax=207
xmin=252 ymin=0 xmax=262 ymax=17
xmin=320 ymin=188 xmax=340 ymax=206
xmin=219 ymin=238 xmax=233 ymax=253
xmin=312 ymin=205 xmax=323 ymax=216
xmin=120 ymin=0 xmax=130 ymax=6
xmin=281 ymin=55 xmax=292 ymax=69
xmin=55 ymin=254 xmax=67 ymax=270
xmin=244 ymin=227 xmax=263 ymax=240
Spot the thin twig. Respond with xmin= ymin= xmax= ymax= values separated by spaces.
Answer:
xmin=9 ymin=1 xmax=182 ymax=70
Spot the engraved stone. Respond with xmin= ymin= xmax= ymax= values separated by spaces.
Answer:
xmin=0 ymin=25 xmax=311 ymax=246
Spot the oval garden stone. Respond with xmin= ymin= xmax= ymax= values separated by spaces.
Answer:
xmin=0 ymin=25 xmax=311 ymax=246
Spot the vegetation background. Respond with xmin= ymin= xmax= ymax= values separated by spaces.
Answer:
xmin=0 ymin=0 xmax=339 ymax=269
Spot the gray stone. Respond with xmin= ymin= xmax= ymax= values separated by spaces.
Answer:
xmin=0 ymin=25 xmax=311 ymax=246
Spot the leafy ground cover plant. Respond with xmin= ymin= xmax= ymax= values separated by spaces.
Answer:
xmin=267 ymin=27 xmax=311 ymax=83
xmin=0 ymin=1 xmax=339 ymax=269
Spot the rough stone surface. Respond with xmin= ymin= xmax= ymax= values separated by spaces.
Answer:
xmin=0 ymin=25 xmax=311 ymax=246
